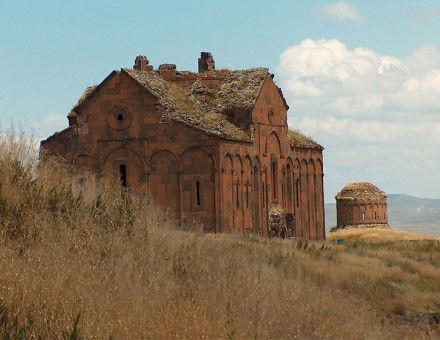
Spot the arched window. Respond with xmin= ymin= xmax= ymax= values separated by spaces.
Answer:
xmin=360 ymin=212 xmax=365 ymax=221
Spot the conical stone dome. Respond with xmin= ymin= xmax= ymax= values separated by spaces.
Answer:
xmin=335 ymin=182 xmax=386 ymax=201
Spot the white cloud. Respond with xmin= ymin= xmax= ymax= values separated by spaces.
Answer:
xmin=291 ymin=116 xmax=440 ymax=144
xmin=277 ymin=39 xmax=440 ymax=116
xmin=42 ymin=113 xmax=66 ymax=127
xmin=277 ymin=39 xmax=440 ymax=200
xmin=28 ymin=113 xmax=67 ymax=141
xmin=31 ymin=113 xmax=66 ymax=130
xmin=312 ymin=1 xmax=364 ymax=25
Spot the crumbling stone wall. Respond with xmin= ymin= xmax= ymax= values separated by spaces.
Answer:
xmin=268 ymin=205 xmax=295 ymax=238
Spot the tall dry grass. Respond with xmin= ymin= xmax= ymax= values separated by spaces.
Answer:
xmin=1 ymin=130 xmax=440 ymax=339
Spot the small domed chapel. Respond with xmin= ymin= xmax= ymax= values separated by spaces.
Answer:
xmin=335 ymin=182 xmax=389 ymax=230
xmin=41 ymin=53 xmax=325 ymax=239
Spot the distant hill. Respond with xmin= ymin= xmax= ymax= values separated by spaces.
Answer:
xmin=325 ymin=194 xmax=440 ymax=236
xmin=325 ymin=203 xmax=337 ymax=230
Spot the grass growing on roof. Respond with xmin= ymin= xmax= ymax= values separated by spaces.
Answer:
xmin=287 ymin=128 xmax=319 ymax=147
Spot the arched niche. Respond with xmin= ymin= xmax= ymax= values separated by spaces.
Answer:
xmin=102 ymin=147 xmax=146 ymax=194
xmin=74 ymin=153 xmax=99 ymax=172
xmin=252 ymin=163 xmax=261 ymax=230
xmin=242 ymin=155 xmax=252 ymax=229
xmin=285 ymin=162 xmax=293 ymax=212
xmin=149 ymin=150 xmax=180 ymax=214
xmin=265 ymin=131 xmax=282 ymax=156
xmin=232 ymin=154 xmax=243 ymax=232
xmin=181 ymin=147 xmax=215 ymax=230
xmin=222 ymin=153 xmax=234 ymax=232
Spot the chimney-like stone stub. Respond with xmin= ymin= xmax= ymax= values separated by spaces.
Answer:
xmin=159 ymin=64 xmax=176 ymax=70
xmin=198 ymin=52 xmax=215 ymax=73
xmin=158 ymin=64 xmax=177 ymax=78
xmin=134 ymin=55 xmax=153 ymax=71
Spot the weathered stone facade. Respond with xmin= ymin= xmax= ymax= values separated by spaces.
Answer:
xmin=335 ymin=182 xmax=389 ymax=230
xmin=40 ymin=53 xmax=325 ymax=239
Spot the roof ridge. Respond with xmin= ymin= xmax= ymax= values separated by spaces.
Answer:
xmin=122 ymin=68 xmax=253 ymax=142
xmin=287 ymin=129 xmax=323 ymax=149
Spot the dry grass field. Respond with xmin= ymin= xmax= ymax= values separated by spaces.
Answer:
xmin=1 ymin=132 xmax=440 ymax=339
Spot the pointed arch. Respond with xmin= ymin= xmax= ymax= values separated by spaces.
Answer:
xmin=180 ymin=147 xmax=216 ymax=230
xmin=150 ymin=150 xmax=180 ymax=215
xmin=265 ymin=130 xmax=282 ymax=156
xmin=242 ymin=155 xmax=253 ymax=229
xmin=315 ymin=158 xmax=324 ymax=239
xmin=223 ymin=153 xmax=233 ymax=171
xmin=74 ymin=153 xmax=99 ymax=171
xmin=221 ymin=153 xmax=234 ymax=232
xmin=181 ymin=146 xmax=215 ymax=173
xmin=299 ymin=159 xmax=309 ymax=238
xmin=308 ymin=158 xmax=317 ymax=239
xmin=233 ymin=153 xmax=243 ymax=172
xmin=102 ymin=147 xmax=147 ymax=194
xmin=150 ymin=149 xmax=180 ymax=171
xmin=253 ymin=155 xmax=262 ymax=172
xmin=232 ymin=154 xmax=243 ymax=232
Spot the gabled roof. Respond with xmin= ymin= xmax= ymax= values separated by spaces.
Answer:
xmin=61 ymin=65 xmax=319 ymax=146
xmin=287 ymin=129 xmax=323 ymax=149
xmin=122 ymin=68 xmax=269 ymax=141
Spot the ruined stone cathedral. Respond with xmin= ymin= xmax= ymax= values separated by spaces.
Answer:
xmin=41 ymin=53 xmax=325 ymax=240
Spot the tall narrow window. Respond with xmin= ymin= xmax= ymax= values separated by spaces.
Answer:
xmin=195 ymin=181 xmax=201 ymax=207
xmin=245 ymin=182 xmax=249 ymax=208
xmin=236 ymin=182 xmax=240 ymax=208
xmin=296 ymin=181 xmax=300 ymax=208
xmin=119 ymin=164 xmax=127 ymax=187
xmin=271 ymin=162 xmax=277 ymax=199
xmin=360 ymin=212 xmax=365 ymax=221
xmin=281 ymin=183 xmax=284 ymax=202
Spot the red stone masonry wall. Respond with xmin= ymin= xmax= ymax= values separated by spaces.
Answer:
xmin=336 ymin=199 xmax=388 ymax=227
xmin=41 ymin=64 xmax=325 ymax=239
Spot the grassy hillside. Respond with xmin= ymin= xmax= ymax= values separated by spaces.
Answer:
xmin=1 ymin=134 xmax=440 ymax=339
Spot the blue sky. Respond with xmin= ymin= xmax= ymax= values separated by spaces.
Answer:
xmin=1 ymin=0 xmax=439 ymax=201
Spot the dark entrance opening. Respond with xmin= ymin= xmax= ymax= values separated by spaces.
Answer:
xmin=119 ymin=164 xmax=127 ymax=187
xmin=196 ymin=181 xmax=201 ymax=206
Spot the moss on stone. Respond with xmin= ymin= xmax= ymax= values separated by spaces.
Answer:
xmin=216 ymin=68 xmax=268 ymax=112
xmin=287 ymin=129 xmax=321 ymax=148
xmin=73 ymin=68 xmax=270 ymax=143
